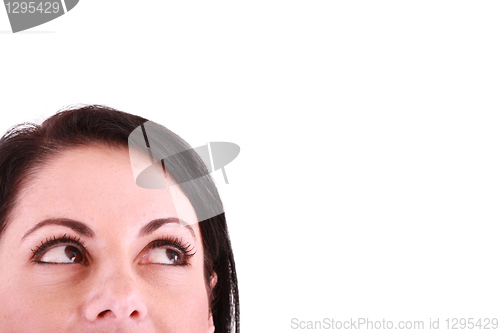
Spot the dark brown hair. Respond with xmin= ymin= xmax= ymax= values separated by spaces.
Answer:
xmin=0 ymin=105 xmax=239 ymax=333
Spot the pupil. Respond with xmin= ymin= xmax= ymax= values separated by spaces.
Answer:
xmin=167 ymin=250 xmax=179 ymax=262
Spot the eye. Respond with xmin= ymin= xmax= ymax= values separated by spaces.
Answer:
xmin=147 ymin=248 xmax=184 ymax=265
xmin=140 ymin=237 xmax=195 ymax=266
xmin=38 ymin=245 xmax=85 ymax=264
xmin=31 ymin=234 xmax=88 ymax=265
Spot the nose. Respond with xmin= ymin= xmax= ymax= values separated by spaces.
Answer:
xmin=83 ymin=269 xmax=148 ymax=322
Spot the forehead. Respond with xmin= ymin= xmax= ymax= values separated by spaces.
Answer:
xmin=12 ymin=145 xmax=199 ymax=235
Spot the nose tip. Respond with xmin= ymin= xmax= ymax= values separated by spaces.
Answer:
xmin=85 ymin=298 xmax=147 ymax=322
xmin=83 ymin=274 xmax=148 ymax=322
xmin=84 ymin=295 xmax=148 ymax=322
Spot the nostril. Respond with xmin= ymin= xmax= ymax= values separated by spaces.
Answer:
xmin=83 ymin=289 xmax=148 ymax=321
xmin=98 ymin=310 xmax=115 ymax=318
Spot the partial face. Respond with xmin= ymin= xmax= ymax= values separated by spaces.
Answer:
xmin=0 ymin=146 xmax=215 ymax=333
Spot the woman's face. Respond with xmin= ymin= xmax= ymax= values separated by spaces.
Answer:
xmin=0 ymin=146 xmax=215 ymax=333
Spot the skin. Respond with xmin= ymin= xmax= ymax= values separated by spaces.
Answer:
xmin=0 ymin=145 xmax=216 ymax=333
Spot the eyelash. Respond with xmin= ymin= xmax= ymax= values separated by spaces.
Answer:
xmin=31 ymin=234 xmax=86 ymax=263
xmin=147 ymin=236 xmax=196 ymax=266
xmin=30 ymin=234 xmax=195 ymax=265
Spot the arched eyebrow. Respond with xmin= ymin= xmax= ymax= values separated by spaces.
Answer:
xmin=22 ymin=218 xmax=95 ymax=241
xmin=138 ymin=217 xmax=196 ymax=239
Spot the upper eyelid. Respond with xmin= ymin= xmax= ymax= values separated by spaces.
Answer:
xmin=32 ymin=234 xmax=85 ymax=250
xmin=148 ymin=238 xmax=195 ymax=253
xmin=31 ymin=234 xmax=87 ymax=259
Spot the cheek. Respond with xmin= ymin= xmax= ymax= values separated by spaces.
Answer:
xmin=141 ymin=267 xmax=211 ymax=331
xmin=0 ymin=282 xmax=78 ymax=332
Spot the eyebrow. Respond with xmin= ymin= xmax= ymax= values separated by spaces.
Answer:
xmin=21 ymin=217 xmax=195 ymax=242
xmin=138 ymin=217 xmax=196 ymax=239
xmin=22 ymin=218 xmax=95 ymax=241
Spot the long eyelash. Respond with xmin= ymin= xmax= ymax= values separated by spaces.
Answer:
xmin=150 ymin=236 xmax=196 ymax=261
xmin=31 ymin=233 xmax=85 ymax=259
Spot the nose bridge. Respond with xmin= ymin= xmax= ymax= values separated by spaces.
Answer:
xmin=83 ymin=256 xmax=148 ymax=322
xmin=102 ymin=264 xmax=139 ymax=304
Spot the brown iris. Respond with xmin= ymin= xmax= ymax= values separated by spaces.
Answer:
xmin=166 ymin=249 xmax=181 ymax=264
xmin=64 ymin=245 xmax=84 ymax=263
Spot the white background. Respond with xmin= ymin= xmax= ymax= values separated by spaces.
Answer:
xmin=1 ymin=1 xmax=500 ymax=332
